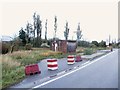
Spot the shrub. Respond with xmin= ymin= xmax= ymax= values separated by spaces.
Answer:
xmin=76 ymin=47 xmax=85 ymax=53
xmin=1 ymin=42 xmax=11 ymax=54
xmin=78 ymin=41 xmax=90 ymax=47
xmin=91 ymin=41 xmax=99 ymax=47
xmin=83 ymin=48 xmax=94 ymax=55
xmin=90 ymin=44 xmax=97 ymax=48
xmin=13 ymin=45 xmax=19 ymax=51
xmin=99 ymin=40 xmax=106 ymax=47
xmin=25 ymin=43 xmax=32 ymax=50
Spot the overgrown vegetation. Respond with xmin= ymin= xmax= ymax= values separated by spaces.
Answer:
xmin=76 ymin=47 xmax=107 ymax=55
xmin=1 ymin=42 xmax=11 ymax=54
xmin=83 ymin=48 xmax=95 ymax=55
xmin=1 ymin=48 xmax=64 ymax=89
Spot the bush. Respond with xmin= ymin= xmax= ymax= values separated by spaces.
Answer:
xmin=83 ymin=48 xmax=94 ymax=55
xmin=99 ymin=40 xmax=106 ymax=47
xmin=76 ymin=47 xmax=85 ymax=53
xmin=1 ymin=42 xmax=11 ymax=54
xmin=25 ymin=43 xmax=32 ymax=50
xmin=78 ymin=41 xmax=90 ymax=47
xmin=91 ymin=41 xmax=99 ymax=47
xmin=13 ymin=45 xmax=19 ymax=51
xmin=90 ymin=44 xmax=97 ymax=48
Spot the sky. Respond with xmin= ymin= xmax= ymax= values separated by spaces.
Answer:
xmin=1 ymin=0 xmax=118 ymax=43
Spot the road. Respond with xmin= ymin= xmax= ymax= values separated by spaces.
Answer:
xmin=11 ymin=58 xmax=87 ymax=88
xmin=33 ymin=49 xmax=118 ymax=88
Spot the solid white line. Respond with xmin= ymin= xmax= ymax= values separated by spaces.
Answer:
xmin=32 ymin=51 xmax=115 ymax=89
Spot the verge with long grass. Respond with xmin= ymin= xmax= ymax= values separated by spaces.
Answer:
xmin=1 ymin=49 xmax=63 ymax=89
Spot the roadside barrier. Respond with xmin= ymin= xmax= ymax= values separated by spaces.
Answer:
xmin=47 ymin=59 xmax=58 ymax=70
xmin=75 ymin=55 xmax=82 ymax=62
xmin=25 ymin=64 xmax=41 ymax=76
xmin=67 ymin=55 xmax=75 ymax=65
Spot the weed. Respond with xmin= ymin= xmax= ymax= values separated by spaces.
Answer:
xmin=1 ymin=49 xmax=65 ymax=88
xmin=83 ymin=48 xmax=94 ymax=55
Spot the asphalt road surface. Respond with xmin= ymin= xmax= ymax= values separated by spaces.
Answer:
xmin=33 ymin=49 xmax=118 ymax=88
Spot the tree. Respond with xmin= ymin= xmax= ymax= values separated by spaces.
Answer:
xmin=92 ymin=41 xmax=99 ymax=47
xmin=54 ymin=16 xmax=57 ymax=40
xmin=33 ymin=13 xmax=42 ymax=47
xmin=45 ymin=19 xmax=48 ymax=43
xmin=76 ymin=23 xmax=82 ymax=41
xmin=78 ymin=40 xmax=90 ymax=47
xmin=19 ymin=27 xmax=26 ymax=45
xmin=33 ymin=12 xmax=37 ymax=47
xmin=99 ymin=40 xmax=106 ymax=47
xmin=36 ymin=15 xmax=42 ymax=47
xmin=64 ymin=21 xmax=69 ymax=40
xmin=25 ymin=22 xmax=33 ymax=44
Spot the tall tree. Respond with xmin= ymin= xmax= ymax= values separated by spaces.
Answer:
xmin=76 ymin=23 xmax=82 ymax=41
xmin=19 ymin=27 xmax=26 ymax=45
xmin=36 ymin=15 xmax=42 ymax=47
xmin=33 ymin=12 xmax=37 ymax=46
xmin=25 ymin=22 xmax=33 ymax=43
xmin=54 ymin=16 xmax=57 ymax=40
xmin=45 ymin=19 xmax=48 ymax=43
xmin=64 ymin=21 xmax=69 ymax=40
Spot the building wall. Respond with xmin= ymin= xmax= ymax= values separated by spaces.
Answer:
xmin=67 ymin=42 xmax=77 ymax=53
xmin=51 ymin=40 xmax=77 ymax=53
xmin=58 ymin=40 xmax=67 ymax=53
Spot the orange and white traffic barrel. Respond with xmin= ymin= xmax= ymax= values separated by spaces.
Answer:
xmin=47 ymin=59 xmax=58 ymax=70
xmin=67 ymin=55 xmax=75 ymax=65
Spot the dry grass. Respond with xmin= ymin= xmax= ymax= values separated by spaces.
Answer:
xmin=1 ymin=48 xmax=64 ymax=89
xmin=40 ymin=51 xmax=62 ymax=57
xmin=76 ymin=47 xmax=85 ymax=53
xmin=8 ymin=50 xmax=32 ymax=59
xmin=1 ymin=55 xmax=20 ymax=68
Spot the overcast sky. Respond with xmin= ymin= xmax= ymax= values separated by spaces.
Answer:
xmin=1 ymin=0 xmax=118 ymax=43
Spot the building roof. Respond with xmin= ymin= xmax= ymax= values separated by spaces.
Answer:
xmin=58 ymin=39 xmax=76 ymax=42
xmin=1 ymin=36 xmax=13 ymax=42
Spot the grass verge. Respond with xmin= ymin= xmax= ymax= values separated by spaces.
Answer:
xmin=1 ymin=48 xmax=65 ymax=89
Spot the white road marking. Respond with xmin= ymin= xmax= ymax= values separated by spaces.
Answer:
xmin=73 ymin=67 xmax=77 ymax=69
xmin=81 ymin=61 xmax=90 ymax=65
xmin=57 ymin=71 xmax=66 ymax=76
xmin=32 ymin=51 xmax=115 ymax=89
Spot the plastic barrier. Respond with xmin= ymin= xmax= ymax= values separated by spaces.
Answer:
xmin=25 ymin=64 xmax=41 ymax=76
xmin=47 ymin=59 xmax=58 ymax=70
xmin=75 ymin=55 xmax=82 ymax=62
xmin=67 ymin=55 xmax=75 ymax=65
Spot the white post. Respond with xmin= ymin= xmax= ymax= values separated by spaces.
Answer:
xmin=55 ymin=43 xmax=58 ymax=52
